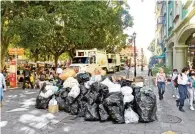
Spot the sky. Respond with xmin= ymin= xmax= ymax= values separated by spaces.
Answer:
xmin=125 ymin=0 xmax=156 ymax=60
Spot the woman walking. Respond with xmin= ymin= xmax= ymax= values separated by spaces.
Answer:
xmin=176 ymin=67 xmax=190 ymax=112
xmin=156 ymin=68 xmax=167 ymax=100
xmin=0 ymin=72 xmax=6 ymax=106
xmin=188 ymin=70 xmax=195 ymax=110
xmin=171 ymin=69 xmax=179 ymax=98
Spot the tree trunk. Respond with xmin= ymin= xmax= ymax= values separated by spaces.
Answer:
xmin=1 ymin=43 xmax=9 ymax=70
xmin=47 ymin=55 xmax=50 ymax=61
xmin=34 ymin=49 xmax=39 ymax=62
xmin=34 ymin=54 xmax=39 ymax=62
xmin=68 ymin=48 xmax=75 ymax=59
xmin=54 ymin=55 xmax=59 ymax=68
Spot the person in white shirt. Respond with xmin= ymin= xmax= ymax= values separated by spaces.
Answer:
xmin=187 ymin=70 xmax=195 ymax=111
xmin=155 ymin=68 xmax=167 ymax=100
xmin=176 ymin=67 xmax=190 ymax=112
xmin=171 ymin=69 xmax=179 ymax=98
xmin=0 ymin=72 xmax=6 ymax=106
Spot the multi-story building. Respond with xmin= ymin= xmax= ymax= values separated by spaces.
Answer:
xmin=155 ymin=1 xmax=167 ymax=54
xmin=120 ymin=46 xmax=146 ymax=67
xmin=155 ymin=0 xmax=195 ymax=71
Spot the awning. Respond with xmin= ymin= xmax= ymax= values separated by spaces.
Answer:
xmin=155 ymin=53 xmax=166 ymax=59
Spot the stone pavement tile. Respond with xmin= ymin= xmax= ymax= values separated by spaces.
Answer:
xmin=136 ymin=131 xmax=145 ymax=134
xmin=171 ymin=124 xmax=190 ymax=133
xmin=135 ymin=123 xmax=146 ymax=130
xmin=145 ymin=122 xmax=161 ymax=131
xmin=144 ymin=130 xmax=158 ymax=134
xmin=128 ymin=130 xmax=137 ymax=134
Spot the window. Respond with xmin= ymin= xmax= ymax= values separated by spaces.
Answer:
xmin=169 ymin=9 xmax=173 ymax=30
xmin=163 ymin=24 xmax=166 ymax=37
xmin=174 ymin=1 xmax=180 ymax=22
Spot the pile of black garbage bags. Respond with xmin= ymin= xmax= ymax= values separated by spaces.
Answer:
xmin=35 ymin=73 xmax=157 ymax=124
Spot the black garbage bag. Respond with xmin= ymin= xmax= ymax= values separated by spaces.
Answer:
xmin=78 ymin=101 xmax=87 ymax=117
xmin=35 ymin=96 xmax=51 ymax=109
xmin=83 ymin=91 xmax=99 ymax=105
xmin=90 ymin=82 xmax=102 ymax=92
xmin=70 ymin=101 xmax=79 ymax=115
xmin=60 ymin=88 xmax=70 ymax=99
xmin=99 ymin=104 xmax=109 ymax=122
xmin=90 ymin=82 xmax=109 ymax=104
xmin=107 ymin=106 xmax=124 ymax=124
xmin=134 ymin=90 xmax=157 ymax=123
xmin=80 ymin=84 xmax=88 ymax=95
xmin=64 ymin=96 xmax=75 ymax=113
xmin=119 ymin=79 xmax=132 ymax=87
xmin=56 ymin=96 xmax=65 ymax=111
xmin=84 ymin=103 xmax=100 ymax=121
xmin=105 ymin=92 xmax=125 ymax=124
xmin=99 ymin=84 xmax=109 ymax=102
xmin=77 ymin=73 xmax=90 ymax=83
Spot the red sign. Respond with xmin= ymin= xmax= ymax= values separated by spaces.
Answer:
xmin=9 ymin=60 xmax=17 ymax=88
xmin=9 ymin=73 xmax=16 ymax=88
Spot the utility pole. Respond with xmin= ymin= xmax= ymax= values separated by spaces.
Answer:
xmin=133 ymin=32 xmax=136 ymax=77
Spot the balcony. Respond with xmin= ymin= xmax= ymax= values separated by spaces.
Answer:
xmin=157 ymin=16 xmax=165 ymax=25
xmin=157 ymin=38 xmax=164 ymax=46
xmin=183 ymin=0 xmax=192 ymax=9
xmin=156 ymin=1 xmax=163 ymax=11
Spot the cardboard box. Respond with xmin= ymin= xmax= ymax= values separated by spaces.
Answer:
xmin=131 ymin=82 xmax=144 ymax=87
xmin=48 ymin=105 xmax=59 ymax=114
xmin=133 ymin=76 xmax=144 ymax=82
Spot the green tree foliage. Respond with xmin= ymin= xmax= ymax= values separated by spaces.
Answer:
xmin=1 ymin=1 xmax=133 ymax=68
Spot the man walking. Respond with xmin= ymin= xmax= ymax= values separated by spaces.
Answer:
xmin=22 ymin=66 xmax=33 ymax=89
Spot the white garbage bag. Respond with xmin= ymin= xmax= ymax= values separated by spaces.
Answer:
xmin=101 ymin=78 xmax=113 ymax=87
xmin=63 ymin=77 xmax=79 ymax=88
xmin=68 ymin=85 xmax=80 ymax=98
xmin=84 ymin=81 xmax=91 ymax=89
xmin=124 ymin=107 xmax=139 ymax=124
xmin=121 ymin=86 xmax=133 ymax=96
xmin=39 ymin=89 xmax=53 ymax=98
xmin=123 ymin=95 xmax=134 ymax=104
xmin=108 ymin=84 xmax=121 ymax=93
xmin=49 ymin=96 xmax=58 ymax=106
xmin=90 ymin=75 xmax=102 ymax=82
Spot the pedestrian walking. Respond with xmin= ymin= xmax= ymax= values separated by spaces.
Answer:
xmin=148 ymin=64 xmax=153 ymax=76
xmin=188 ymin=69 xmax=195 ymax=110
xmin=22 ymin=66 xmax=33 ymax=89
xmin=0 ymin=72 xmax=6 ymax=107
xmin=171 ymin=69 xmax=179 ymax=98
xmin=155 ymin=68 xmax=167 ymax=100
xmin=176 ymin=67 xmax=190 ymax=112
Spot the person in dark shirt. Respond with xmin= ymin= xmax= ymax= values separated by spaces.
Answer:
xmin=22 ymin=66 xmax=33 ymax=89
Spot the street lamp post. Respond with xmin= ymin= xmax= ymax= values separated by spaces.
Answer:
xmin=141 ymin=48 xmax=144 ymax=71
xmin=133 ymin=32 xmax=136 ymax=77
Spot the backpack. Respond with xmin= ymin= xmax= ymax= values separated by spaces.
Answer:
xmin=24 ymin=70 xmax=30 ymax=77
xmin=173 ymin=76 xmax=178 ymax=87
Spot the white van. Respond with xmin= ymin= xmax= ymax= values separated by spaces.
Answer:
xmin=70 ymin=48 xmax=115 ymax=73
xmin=107 ymin=53 xmax=121 ymax=72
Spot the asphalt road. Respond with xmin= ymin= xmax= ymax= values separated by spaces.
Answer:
xmin=1 ymin=69 xmax=195 ymax=134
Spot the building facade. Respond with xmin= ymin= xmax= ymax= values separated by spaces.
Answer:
xmin=155 ymin=0 xmax=195 ymax=71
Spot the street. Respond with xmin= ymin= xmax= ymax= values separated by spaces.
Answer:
xmin=1 ymin=69 xmax=195 ymax=134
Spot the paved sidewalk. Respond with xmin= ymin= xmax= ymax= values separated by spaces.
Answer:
xmin=1 ymin=70 xmax=195 ymax=134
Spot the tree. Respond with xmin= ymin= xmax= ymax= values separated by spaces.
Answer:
xmin=1 ymin=1 xmax=29 ymax=69
xmin=2 ymin=1 xmax=133 ymax=68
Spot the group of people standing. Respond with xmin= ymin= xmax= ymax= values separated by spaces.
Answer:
xmin=156 ymin=66 xmax=195 ymax=112
xmin=22 ymin=65 xmax=61 ymax=89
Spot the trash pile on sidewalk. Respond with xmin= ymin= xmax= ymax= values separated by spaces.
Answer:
xmin=35 ymin=68 xmax=157 ymax=124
